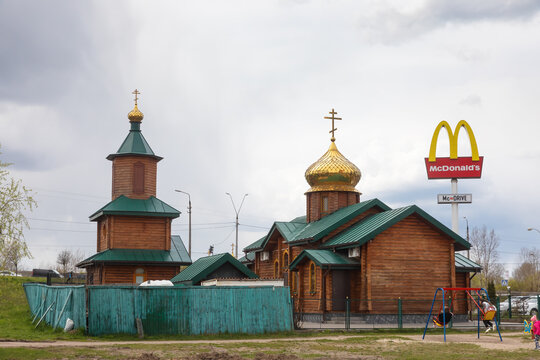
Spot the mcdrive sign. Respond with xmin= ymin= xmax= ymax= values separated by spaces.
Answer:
xmin=425 ymin=120 xmax=484 ymax=179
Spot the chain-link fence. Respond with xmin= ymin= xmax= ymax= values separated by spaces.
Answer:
xmin=291 ymin=296 xmax=523 ymax=330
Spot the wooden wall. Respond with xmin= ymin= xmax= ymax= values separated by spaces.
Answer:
xmin=112 ymin=156 xmax=158 ymax=200
xmin=86 ymin=264 xmax=180 ymax=285
xmin=97 ymin=216 xmax=170 ymax=252
xmin=306 ymin=191 xmax=359 ymax=223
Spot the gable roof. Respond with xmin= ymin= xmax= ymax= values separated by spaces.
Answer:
xmin=76 ymin=235 xmax=192 ymax=268
xmin=170 ymin=253 xmax=258 ymax=284
xmin=320 ymin=205 xmax=470 ymax=251
xmin=89 ymin=195 xmax=180 ymax=221
xmin=245 ymin=198 xmax=390 ymax=253
xmin=289 ymin=249 xmax=360 ymax=270
xmin=455 ymin=253 xmax=482 ymax=272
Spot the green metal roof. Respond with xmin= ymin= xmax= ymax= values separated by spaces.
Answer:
xmin=289 ymin=249 xmax=360 ymax=270
xmin=170 ymin=253 xmax=258 ymax=284
xmin=76 ymin=235 xmax=192 ymax=267
xmin=455 ymin=253 xmax=482 ymax=272
xmin=243 ymin=236 xmax=267 ymax=252
xmin=243 ymin=199 xmax=390 ymax=253
xmin=321 ymin=205 xmax=471 ymax=251
xmin=90 ymin=195 xmax=180 ymax=221
xmin=289 ymin=198 xmax=390 ymax=243
xmin=239 ymin=252 xmax=255 ymax=264
xmin=106 ymin=122 xmax=162 ymax=161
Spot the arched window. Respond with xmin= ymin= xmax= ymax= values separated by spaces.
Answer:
xmin=283 ymin=251 xmax=289 ymax=269
xmin=274 ymin=260 xmax=280 ymax=278
xmin=134 ymin=268 xmax=146 ymax=284
xmin=309 ymin=262 xmax=316 ymax=294
xmin=321 ymin=195 xmax=329 ymax=214
xmin=133 ymin=162 xmax=145 ymax=194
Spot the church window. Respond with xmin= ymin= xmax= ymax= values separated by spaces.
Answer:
xmin=322 ymin=195 xmax=329 ymax=214
xmin=283 ymin=251 xmax=289 ymax=269
xmin=309 ymin=262 xmax=316 ymax=294
xmin=274 ymin=260 xmax=280 ymax=278
xmin=133 ymin=268 xmax=146 ymax=284
xmin=291 ymin=271 xmax=298 ymax=295
xmin=133 ymin=162 xmax=145 ymax=194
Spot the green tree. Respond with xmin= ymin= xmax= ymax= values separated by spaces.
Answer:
xmin=0 ymin=147 xmax=36 ymax=271
xmin=487 ymin=280 xmax=496 ymax=301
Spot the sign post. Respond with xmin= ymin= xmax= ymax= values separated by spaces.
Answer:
xmin=425 ymin=120 xmax=483 ymax=234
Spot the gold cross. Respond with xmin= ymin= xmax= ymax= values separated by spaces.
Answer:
xmin=324 ymin=108 xmax=342 ymax=142
xmin=132 ymin=89 xmax=140 ymax=105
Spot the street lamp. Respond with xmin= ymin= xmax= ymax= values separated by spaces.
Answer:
xmin=175 ymin=189 xmax=192 ymax=257
xmin=528 ymin=228 xmax=540 ymax=234
xmin=226 ymin=192 xmax=248 ymax=258
xmin=463 ymin=216 xmax=470 ymax=259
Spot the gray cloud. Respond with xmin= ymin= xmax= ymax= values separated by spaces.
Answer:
xmin=0 ymin=1 xmax=94 ymax=103
xmin=358 ymin=0 xmax=540 ymax=44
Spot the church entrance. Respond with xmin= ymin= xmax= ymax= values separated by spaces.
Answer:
xmin=332 ymin=270 xmax=350 ymax=311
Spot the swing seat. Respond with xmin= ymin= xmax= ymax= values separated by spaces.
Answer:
xmin=483 ymin=309 xmax=496 ymax=321
xmin=432 ymin=317 xmax=445 ymax=327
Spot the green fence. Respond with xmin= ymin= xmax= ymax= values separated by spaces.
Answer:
xmin=86 ymin=285 xmax=293 ymax=336
xmin=23 ymin=283 xmax=86 ymax=330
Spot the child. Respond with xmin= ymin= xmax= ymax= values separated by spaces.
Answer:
xmin=532 ymin=315 xmax=540 ymax=350
xmin=479 ymin=297 xmax=495 ymax=333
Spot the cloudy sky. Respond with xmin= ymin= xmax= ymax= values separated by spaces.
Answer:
xmin=1 ymin=0 xmax=540 ymax=276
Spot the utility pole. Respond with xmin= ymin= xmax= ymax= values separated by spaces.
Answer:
xmin=175 ymin=189 xmax=192 ymax=257
xmin=463 ymin=216 xmax=470 ymax=259
xmin=225 ymin=192 xmax=248 ymax=258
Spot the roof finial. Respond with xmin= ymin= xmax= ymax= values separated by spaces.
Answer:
xmin=324 ymin=108 xmax=342 ymax=142
xmin=128 ymin=89 xmax=144 ymax=123
xmin=132 ymin=89 xmax=140 ymax=106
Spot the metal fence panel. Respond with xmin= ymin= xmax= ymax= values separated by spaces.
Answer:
xmin=23 ymin=283 xmax=85 ymax=330
xmin=87 ymin=286 xmax=293 ymax=336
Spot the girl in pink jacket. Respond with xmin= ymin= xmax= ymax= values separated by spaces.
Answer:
xmin=532 ymin=315 xmax=540 ymax=350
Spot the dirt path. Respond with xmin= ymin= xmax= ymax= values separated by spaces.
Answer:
xmin=0 ymin=332 xmax=532 ymax=352
xmin=403 ymin=331 xmax=531 ymax=351
xmin=0 ymin=335 xmax=358 ymax=348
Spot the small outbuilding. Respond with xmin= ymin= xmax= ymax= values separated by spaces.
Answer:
xmin=171 ymin=253 xmax=258 ymax=286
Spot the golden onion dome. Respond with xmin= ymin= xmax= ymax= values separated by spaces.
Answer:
xmin=128 ymin=104 xmax=144 ymax=123
xmin=305 ymin=141 xmax=361 ymax=193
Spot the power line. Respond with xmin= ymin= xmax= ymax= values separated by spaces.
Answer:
xmin=28 ymin=217 xmax=93 ymax=225
xmin=29 ymin=228 xmax=94 ymax=233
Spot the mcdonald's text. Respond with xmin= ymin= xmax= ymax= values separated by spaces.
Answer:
xmin=424 ymin=156 xmax=483 ymax=179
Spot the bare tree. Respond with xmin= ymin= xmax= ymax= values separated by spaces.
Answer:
xmin=512 ymin=248 xmax=540 ymax=292
xmin=469 ymin=226 xmax=504 ymax=287
xmin=1 ymin=238 xmax=31 ymax=274
xmin=56 ymin=250 xmax=72 ymax=276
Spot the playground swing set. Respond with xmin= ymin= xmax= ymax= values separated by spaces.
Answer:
xmin=422 ymin=287 xmax=503 ymax=342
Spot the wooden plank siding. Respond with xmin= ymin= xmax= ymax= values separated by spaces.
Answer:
xmin=112 ymin=156 xmax=158 ymax=200
xmin=100 ymin=264 xmax=180 ymax=284
xmin=108 ymin=216 xmax=168 ymax=250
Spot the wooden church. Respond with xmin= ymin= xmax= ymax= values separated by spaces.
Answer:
xmin=243 ymin=109 xmax=481 ymax=317
xmin=77 ymin=91 xmax=192 ymax=284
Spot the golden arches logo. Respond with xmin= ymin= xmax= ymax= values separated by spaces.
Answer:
xmin=428 ymin=120 xmax=480 ymax=162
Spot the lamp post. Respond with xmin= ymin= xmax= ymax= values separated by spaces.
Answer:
xmin=528 ymin=228 xmax=540 ymax=234
xmin=175 ymin=189 xmax=192 ymax=257
xmin=226 ymin=192 xmax=248 ymax=258
xmin=463 ymin=216 xmax=470 ymax=259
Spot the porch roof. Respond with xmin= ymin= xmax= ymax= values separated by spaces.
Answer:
xmin=289 ymin=249 xmax=361 ymax=270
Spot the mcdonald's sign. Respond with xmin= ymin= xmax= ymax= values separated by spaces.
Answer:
xmin=425 ymin=120 xmax=484 ymax=179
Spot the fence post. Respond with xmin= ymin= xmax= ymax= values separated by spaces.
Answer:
xmin=537 ymin=295 xmax=540 ymax=316
xmin=496 ymin=296 xmax=500 ymax=325
xmin=345 ymin=297 xmax=350 ymax=330
xmin=508 ymin=294 xmax=512 ymax=319
xmin=398 ymin=297 xmax=402 ymax=329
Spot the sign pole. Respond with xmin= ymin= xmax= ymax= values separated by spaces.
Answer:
xmin=451 ymin=178 xmax=459 ymax=233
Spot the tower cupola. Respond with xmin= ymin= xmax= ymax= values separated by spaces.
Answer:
xmin=304 ymin=109 xmax=362 ymax=222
